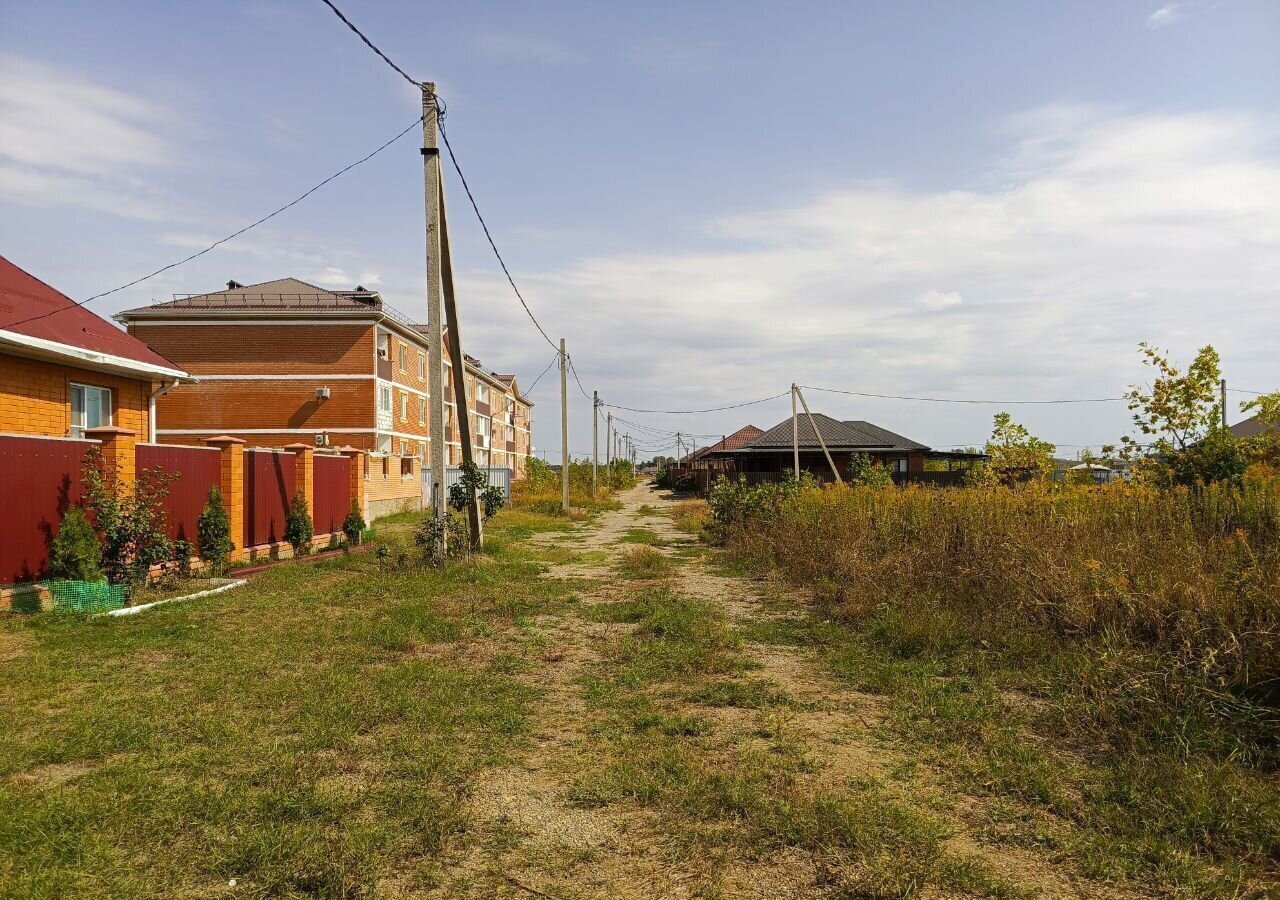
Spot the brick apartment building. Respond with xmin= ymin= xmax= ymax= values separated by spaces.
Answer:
xmin=1 ymin=255 xmax=191 ymax=442
xmin=115 ymin=278 xmax=534 ymax=478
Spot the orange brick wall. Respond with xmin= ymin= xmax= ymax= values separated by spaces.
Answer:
xmin=0 ymin=353 xmax=151 ymax=438
xmin=129 ymin=323 xmax=374 ymax=375
xmin=157 ymin=379 xmax=375 ymax=433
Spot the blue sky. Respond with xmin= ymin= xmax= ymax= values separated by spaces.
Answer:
xmin=2 ymin=0 xmax=1278 ymax=457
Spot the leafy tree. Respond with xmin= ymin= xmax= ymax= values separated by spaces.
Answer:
xmin=82 ymin=446 xmax=175 ymax=584
xmin=846 ymin=452 xmax=894 ymax=487
xmin=49 ymin=507 xmax=102 ymax=582
xmin=1122 ymin=343 xmax=1247 ymax=485
xmin=284 ymin=490 xmax=313 ymax=554
xmin=197 ymin=484 xmax=233 ymax=574
xmin=977 ymin=413 xmax=1056 ymax=485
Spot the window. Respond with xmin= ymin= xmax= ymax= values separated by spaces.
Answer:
xmin=379 ymin=385 xmax=392 ymax=411
xmin=400 ymin=392 xmax=408 ymax=421
xmin=70 ymin=384 xmax=111 ymax=438
xmin=476 ymin=382 xmax=490 ymax=404
xmin=418 ymin=396 xmax=426 ymax=425
xmin=399 ymin=342 xmax=408 ymax=372
xmin=892 ymin=458 xmax=908 ymax=473
xmin=476 ymin=415 xmax=491 ymax=449
xmin=418 ymin=352 xmax=425 ymax=379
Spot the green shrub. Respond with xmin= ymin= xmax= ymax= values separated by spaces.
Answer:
xmin=284 ymin=490 xmax=313 ymax=554
xmin=342 ymin=499 xmax=366 ymax=546
xmin=847 ymin=452 xmax=894 ymax=487
xmin=82 ymin=446 xmax=175 ymax=585
xmin=48 ymin=507 xmax=102 ymax=582
xmin=197 ymin=484 xmax=232 ymax=574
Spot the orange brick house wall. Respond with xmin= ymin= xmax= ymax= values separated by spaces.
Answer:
xmin=0 ymin=353 xmax=151 ymax=439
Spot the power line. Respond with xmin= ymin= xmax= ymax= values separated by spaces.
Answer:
xmin=4 ymin=116 xmax=423 ymax=331
xmin=318 ymin=0 xmax=420 ymax=88
xmin=603 ymin=391 xmax=791 ymax=415
xmin=316 ymin=0 xmax=559 ymax=354
xmin=799 ymin=384 xmax=1126 ymax=405
xmin=523 ymin=351 xmax=561 ymax=394
xmin=567 ymin=356 xmax=593 ymax=402
xmin=1228 ymin=387 xmax=1272 ymax=396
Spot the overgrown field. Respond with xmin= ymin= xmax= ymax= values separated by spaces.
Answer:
xmin=711 ymin=478 xmax=1280 ymax=895
xmin=509 ymin=457 xmax=633 ymax=517
xmin=0 ymin=507 xmax=587 ymax=898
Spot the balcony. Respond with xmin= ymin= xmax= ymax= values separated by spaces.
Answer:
xmin=377 ymin=408 xmax=393 ymax=431
xmin=376 ymin=356 xmax=393 ymax=380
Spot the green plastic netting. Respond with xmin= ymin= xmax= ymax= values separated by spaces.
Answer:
xmin=48 ymin=580 xmax=128 ymax=614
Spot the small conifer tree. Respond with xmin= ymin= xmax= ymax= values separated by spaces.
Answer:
xmin=49 ymin=507 xmax=102 ymax=582
xmin=197 ymin=484 xmax=233 ymax=574
xmin=285 ymin=490 xmax=313 ymax=554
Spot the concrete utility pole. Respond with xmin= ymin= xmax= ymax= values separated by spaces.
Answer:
xmin=560 ymin=339 xmax=569 ymax=512
xmin=794 ymin=384 xmax=842 ymax=484
xmin=592 ymin=391 xmax=599 ymax=498
xmin=606 ymin=411 xmax=613 ymax=477
xmin=791 ymin=383 xmax=800 ymax=478
xmin=421 ymin=83 xmax=448 ymax=552
xmin=437 ymin=149 xmax=483 ymax=548
xmin=1221 ymin=378 xmax=1229 ymax=429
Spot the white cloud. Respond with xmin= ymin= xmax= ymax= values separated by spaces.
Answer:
xmin=473 ymin=33 xmax=581 ymax=65
xmin=0 ymin=54 xmax=185 ymax=219
xmin=919 ymin=290 xmax=963 ymax=310
xmin=448 ymin=104 xmax=1280 ymax=452
xmin=1145 ymin=1 xmax=1219 ymax=29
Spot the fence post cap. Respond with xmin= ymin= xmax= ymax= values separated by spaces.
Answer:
xmin=84 ymin=425 xmax=137 ymax=438
xmin=203 ymin=435 xmax=246 ymax=446
xmin=283 ymin=442 xmax=313 ymax=453
xmin=335 ymin=445 xmax=363 ymax=455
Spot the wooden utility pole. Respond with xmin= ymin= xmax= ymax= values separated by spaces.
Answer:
xmin=437 ymin=153 xmax=483 ymax=548
xmin=421 ymin=83 xmax=449 ymax=552
xmin=592 ymin=391 xmax=599 ymax=498
xmin=791 ymin=383 xmax=800 ymax=478
xmin=794 ymin=385 xmax=842 ymax=483
xmin=1221 ymin=378 xmax=1228 ymax=429
xmin=560 ymin=338 xmax=569 ymax=512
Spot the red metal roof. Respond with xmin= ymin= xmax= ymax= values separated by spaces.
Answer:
xmin=0 ymin=256 xmax=183 ymax=373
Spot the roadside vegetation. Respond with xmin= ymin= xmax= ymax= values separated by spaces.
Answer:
xmin=706 ymin=470 xmax=1280 ymax=894
xmin=509 ymin=456 xmax=633 ymax=517
xmin=0 ymin=505 xmax=588 ymax=898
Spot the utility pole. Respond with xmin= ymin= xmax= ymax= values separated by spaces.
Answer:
xmin=421 ymin=83 xmax=448 ymax=553
xmin=676 ymin=432 xmax=682 ymax=462
xmin=592 ymin=391 xmax=599 ymax=498
xmin=606 ymin=411 xmax=613 ymax=479
xmin=794 ymin=385 xmax=842 ymax=484
xmin=791 ymin=383 xmax=800 ymax=478
xmin=560 ymin=338 xmax=569 ymax=512
xmin=437 ymin=141 xmax=483 ymax=548
xmin=1221 ymin=378 xmax=1229 ymax=430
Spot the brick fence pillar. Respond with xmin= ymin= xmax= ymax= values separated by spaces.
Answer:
xmin=338 ymin=446 xmax=366 ymax=523
xmin=284 ymin=443 xmax=314 ymax=525
xmin=203 ymin=435 xmax=246 ymax=558
xmin=85 ymin=425 xmax=138 ymax=487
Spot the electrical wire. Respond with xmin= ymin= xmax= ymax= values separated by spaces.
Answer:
xmin=523 ymin=352 xmax=561 ymax=394
xmin=318 ymin=0 xmax=421 ymax=88
xmin=3 ymin=116 xmax=424 ymax=330
xmin=566 ymin=355 xmax=595 ymax=403
xmin=798 ymin=384 xmax=1126 ymax=405
xmin=602 ymin=391 xmax=791 ymax=415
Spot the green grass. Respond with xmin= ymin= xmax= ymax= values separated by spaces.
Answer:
xmin=615 ymin=546 xmax=673 ymax=580
xmin=0 ymin=507 xmax=585 ymax=899
xmin=618 ymin=527 xmax=665 ymax=546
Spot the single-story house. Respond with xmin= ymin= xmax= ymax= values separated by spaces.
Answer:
xmin=0 ymin=255 xmax=192 ymax=441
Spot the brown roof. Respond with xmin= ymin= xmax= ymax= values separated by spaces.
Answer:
xmin=116 ymin=277 xmax=391 ymax=316
xmin=737 ymin=414 xmax=929 ymax=453
xmin=701 ymin=425 xmax=765 ymax=454
xmin=0 ymin=255 xmax=187 ymax=375
xmin=1231 ymin=415 xmax=1276 ymax=440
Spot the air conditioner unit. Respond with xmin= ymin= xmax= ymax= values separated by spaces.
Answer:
xmin=316 ymin=387 xmax=331 ymax=400
xmin=315 ymin=432 xmax=329 ymax=447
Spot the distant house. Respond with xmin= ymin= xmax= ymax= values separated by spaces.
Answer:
xmin=1 ymin=255 xmax=191 ymax=441
xmin=1230 ymin=415 xmax=1277 ymax=441
xmin=701 ymin=417 xmax=942 ymax=481
xmin=115 ymin=277 xmax=534 ymax=477
xmin=686 ymin=425 xmax=765 ymax=472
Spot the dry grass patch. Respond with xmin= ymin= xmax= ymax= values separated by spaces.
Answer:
xmin=616 ymin=546 xmax=673 ymax=580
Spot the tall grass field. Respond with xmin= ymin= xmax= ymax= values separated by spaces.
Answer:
xmin=710 ymin=477 xmax=1280 ymax=893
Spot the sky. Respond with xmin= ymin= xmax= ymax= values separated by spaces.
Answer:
xmin=1 ymin=0 xmax=1278 ymax=460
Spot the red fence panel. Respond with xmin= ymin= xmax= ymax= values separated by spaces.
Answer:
xmin=135 ymin=444 xmax=222 ymax=544
xmin=244 ymin=450 xmax=296 ymax=548
xmin=0 ymin=434 xmax=94 ymax=584
xmin=313 ymin=455 xmax=351 ymax=536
